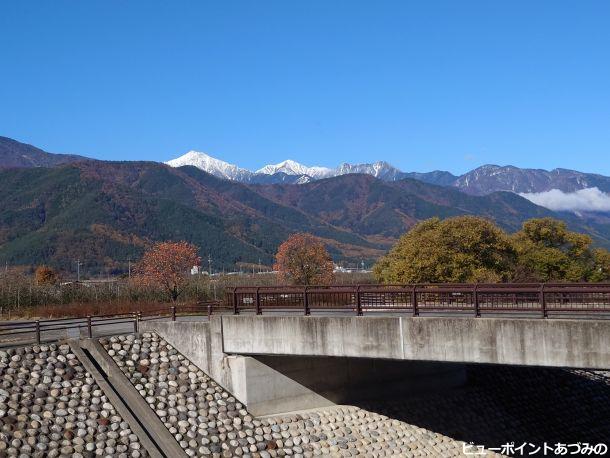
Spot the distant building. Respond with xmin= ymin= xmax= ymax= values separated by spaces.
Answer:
xmin=333 ymin=264 xmax=372 ymax=273
xmin=191 ymin=266 xmax=209 ymax=275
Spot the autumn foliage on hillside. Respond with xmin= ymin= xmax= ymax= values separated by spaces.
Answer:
xmin=274 ymin=233 xmax=335 ymax=285
xmin=133 ymin=241 xmax=200 ymax=301
xmin=35 ymin=266 xmax=59 ymax=285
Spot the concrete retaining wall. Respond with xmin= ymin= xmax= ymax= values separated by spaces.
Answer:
xmin=242 ymin=355 xmax=466 ymax=415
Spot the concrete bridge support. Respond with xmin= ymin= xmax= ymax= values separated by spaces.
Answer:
xmin=141 ymin=319 xmax=466 ymax=415
xmin=141 ymin=314 xmax=610 ymax=415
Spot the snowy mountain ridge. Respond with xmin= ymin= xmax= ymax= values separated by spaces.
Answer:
xmin=165 ymin=151 xmax=407 ymax=184
xmin=164 ymin=150 xmax=610 ymax=213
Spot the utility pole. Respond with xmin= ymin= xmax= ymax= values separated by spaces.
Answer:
xmin=128 ymin=259 xmax=131 ymax=279
xmin=75 ymin=260 xmax=82 ymax=282
xmin=208 ymin=255 xmax=212 ymax=276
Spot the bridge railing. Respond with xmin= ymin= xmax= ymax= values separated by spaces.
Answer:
xmin=225 ymin=283 xmax=610 ymax=318
xmin=3 ymin=283 xmax=610 ymax=346
xmin=0 ymin=301 xmax=219 ymax=346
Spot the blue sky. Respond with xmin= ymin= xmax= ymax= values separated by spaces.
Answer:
xmin=1 ymin=1 xmax=609 ymax=175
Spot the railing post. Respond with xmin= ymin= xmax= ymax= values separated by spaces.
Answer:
xmin=474 ymin=284 xmax=480 ymax=318
xmin=233 ymin=288 xmax=239 ymax=315
xmin=255 ymin=287 xmax=262 ymax=315
xmin=171 ymin=305 xmax=177 ymax=322
xmin=35 ymin=320 xmax=41 ymax=344
xmin=412 ymin=285 xmax=419 ymax=317
xmin=133 ymin=312 xmax=138 ymax=334
xmin=540 ymin=283 xmax=547 ymax=318
xmin=356 ymin=285 xmax=363 ymax=316
xmin=87 ymin=315 xmax=93 ymax=338
xmin=207 ymin=303 xmax=213 ymax=318
xmin=303 ymin=286 xmax=310 ymax=316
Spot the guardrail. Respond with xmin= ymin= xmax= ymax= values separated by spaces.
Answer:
xmin=0 ymin=302 xmax=220 ymax=346
xmin=3 ymin=284 xmax=610 ymax=346
xmin=226 ymin=283 xmax=610 ymax=318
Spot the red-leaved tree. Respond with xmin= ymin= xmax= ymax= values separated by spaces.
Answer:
xmin=274 ymin=233 xmax=335 ymax=285
xmin=134 ymin=241 xmax=200 ymax=301
xmin=35 ymin=265 xmax=59 ymax=285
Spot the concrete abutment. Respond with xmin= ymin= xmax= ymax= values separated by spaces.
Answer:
xmin=141 ymin=314 xmax=610 ymax=415
xmin=141 ymin=318 xmax=464 ymax=415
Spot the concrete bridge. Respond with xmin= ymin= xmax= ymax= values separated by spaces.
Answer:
xmin=142 ymin=315 xmax=610 ymax=415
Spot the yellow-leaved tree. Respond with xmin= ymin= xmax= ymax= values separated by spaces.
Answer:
xmin=373 ymin=216 xmax=516 ymax=283
xmin=374 ymin=216 xmax=610 ymax=284
xmin=512 ymin=218 xmax=597 ymax=282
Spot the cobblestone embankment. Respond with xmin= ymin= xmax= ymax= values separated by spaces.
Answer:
xmin=100 ymin=333 xmax=499 ymax=457
xmin=0 ymin=343 xmax=148 ymax=457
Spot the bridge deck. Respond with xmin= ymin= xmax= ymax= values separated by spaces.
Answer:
xmin=221 ymin=315 xmax=610 ymax=370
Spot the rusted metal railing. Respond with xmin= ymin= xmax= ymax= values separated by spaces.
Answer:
xmin=0 ymin=301 xmax=220 ymax=346
xmin=3 ymin=283 xmax=610 ymax=347
xmin=225 ymin=283 xmax=610 ymax=318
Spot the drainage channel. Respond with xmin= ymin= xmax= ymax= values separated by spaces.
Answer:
xmin=71 ymin=339 xmax=187 ymax=458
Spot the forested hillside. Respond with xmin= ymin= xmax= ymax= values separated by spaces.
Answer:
xmin=0 ymin=162 xmax=378 ymax=273
xmin=2 ymin=159 xmax=610 ymax=274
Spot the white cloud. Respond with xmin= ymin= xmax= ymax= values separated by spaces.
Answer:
xmin=520 ymin=187 xmax=610 ymax=213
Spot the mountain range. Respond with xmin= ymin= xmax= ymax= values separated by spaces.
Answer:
xmin=166 ymin=151 xmax=440 ymax=185
xmin=1 ymin=135 xmax=610 ymax=273
xmin=0 ymin=136 xmax=90 ymax=169
xmin=166 ymin=150 xmax=610 ymax=198
xmin=5 ymin=136 xmax=610 ymax=197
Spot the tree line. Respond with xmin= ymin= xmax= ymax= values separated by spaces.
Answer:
xmin=3 ymin=216 xmax=609 ymax=318
xmin=373 ymin=216 xmax=610 ymax=283
xmin=269 ymin=217 xmax=610 ymax=285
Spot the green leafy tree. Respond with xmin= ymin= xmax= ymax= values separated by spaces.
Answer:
xmin=591 ymin=248 xmax=610 ymax=282
xmin=373 ymin=216 xmax=516 ymax=283
xmin=511 ymin=218 xmax=597 ymax=282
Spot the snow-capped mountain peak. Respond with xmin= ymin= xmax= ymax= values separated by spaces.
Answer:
xmin=165 ymin=151 xmax=252 ymax=181
xmin=164 ymin=150 xmax=610 ymax=207
xmin=256 ymin=159 xmax=333 ymax=178
xmin=336 ymin=161 xmax=404 ymax=180
xmin=165 ymin=150 xmax=405 ymax=183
